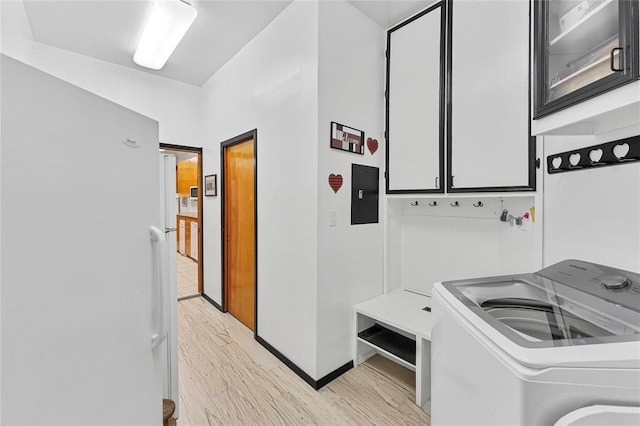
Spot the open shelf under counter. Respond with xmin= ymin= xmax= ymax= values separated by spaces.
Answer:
xmin=549 ymin=0 xmax=618 ymax=55
xmin=354 ymin=288 xmax=433 ymax=412
xmin=358 ymin=324 xmax=416 ymax=370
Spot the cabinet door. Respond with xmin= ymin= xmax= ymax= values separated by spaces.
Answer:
xmin=178 ymin=219 xmax=186 ymax=254
xmin=534 ymin=0 xmax=639 ymax=117
xmin=448 ymin=0 xmax=535 ymax=192
xmin=185 ymin=219 xmax=191 ymax=258
xmin=386 ymin=3 xmax=445 ymax=193
xmin=190 ymin=221 xmax=198 ymax=261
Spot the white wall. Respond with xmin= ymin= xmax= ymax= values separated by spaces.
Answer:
xmin=200 ymin=0 xmax=320 ymax=377
xmin=200 ymin=0 xmax=388 ymax=380
xmin=543 ymin=125 xmax=640 ymax=272
xmin=387 ymin=197 xmax=538 ymax=296
xmin=1 ymin=1 xmax=203 ymax=147
xmin=316 ymin=0 xmax=385 ymax=378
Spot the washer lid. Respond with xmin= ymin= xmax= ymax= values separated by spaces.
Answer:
xmin=442 ymin=260 xmax=640 ymax=349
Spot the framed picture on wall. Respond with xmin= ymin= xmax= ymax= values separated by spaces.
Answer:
xmin=204 ymin=174 xmax=217 ymax=196
xmin=330 ymin=122 xmax=364 ymax=155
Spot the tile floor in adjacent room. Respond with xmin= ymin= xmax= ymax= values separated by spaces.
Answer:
xmin=177 ymin=253 xmax=199 ymax=299
xmin=176 ymin=296 xmax=431 ymax=425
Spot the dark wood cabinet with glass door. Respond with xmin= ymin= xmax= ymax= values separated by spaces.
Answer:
xmin=534 ymin=0 xmax=639 ymax=118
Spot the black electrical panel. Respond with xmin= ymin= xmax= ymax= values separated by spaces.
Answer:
xmin=351 ymin=164 xmax=379 ymax=225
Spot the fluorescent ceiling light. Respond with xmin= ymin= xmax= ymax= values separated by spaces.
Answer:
xmin=133 ymin=0 xmax=197 ymax=70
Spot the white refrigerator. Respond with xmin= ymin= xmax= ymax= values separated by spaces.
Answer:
xmin=159 ymin=153 xmax=179 ymax=416
xmin=1 ymin=55 xmax=171 ymax=424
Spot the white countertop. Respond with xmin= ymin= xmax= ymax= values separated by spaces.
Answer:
xmin=355 ymin=288 xmax=433 ymax=340
xmin=177 ymin=212 xmax=198 ymax=219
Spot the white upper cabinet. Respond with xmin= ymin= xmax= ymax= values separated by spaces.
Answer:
xmin=385 ymin=1 xmax=535 ymax=194
xmin=447 ymin=0 xmax=535 ymax=191
xmin=386 ymin=3 xmax=445 ymax=193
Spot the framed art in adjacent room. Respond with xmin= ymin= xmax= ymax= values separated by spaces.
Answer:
xmin=330 ymin=121 xmax=364 ymax=155
xmin=204 ymin=174 xmax=217 ymax=196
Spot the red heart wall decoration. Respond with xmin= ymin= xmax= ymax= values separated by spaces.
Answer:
xmin=328 ymin=174 xmax=343 ymax=193
xmin=367 ymin=137 xmax=379 ymax=155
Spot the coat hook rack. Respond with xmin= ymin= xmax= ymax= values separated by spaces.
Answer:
xmin=547 ymin=134 xmax=640 ymax=174
xmin=410 ymin=201 xmax=419 ymax=206
xmin=428 ymin=201 xmax=437 ymax=207
xmin=473 ymin=201 xmax=484 ymax=207
xmin=450 ymin=201 xmax=460 ymax=207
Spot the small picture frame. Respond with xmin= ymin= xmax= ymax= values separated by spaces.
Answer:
xmin=330 ymin=122 xmax=364 ymax=155
xmin=204 ymin=174 xmax=217 ymax=196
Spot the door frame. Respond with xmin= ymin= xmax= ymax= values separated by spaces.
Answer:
xmin=220 ymin=129 xmax=258 ymax=336
xmin=159 ymin=143 xmax=204 ymax=295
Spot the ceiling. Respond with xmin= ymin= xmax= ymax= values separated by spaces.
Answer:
xmin=20 ymin=0 xmax=434 ymax=87
xmin=350 ymin=1 xmax=435 ymax=29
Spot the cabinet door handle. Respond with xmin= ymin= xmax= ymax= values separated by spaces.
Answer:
xmin=610 ymin=47 xmax=624 ymax=72
xmin=435 ymin=176 xmax=439 ymax=188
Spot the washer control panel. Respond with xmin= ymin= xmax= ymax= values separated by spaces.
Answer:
xmin=537 ymin=259 xmax=640 ymax=312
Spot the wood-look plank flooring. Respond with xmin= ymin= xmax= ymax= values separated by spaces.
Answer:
xmin=177 ymin=254 xmax=198 ymax=299
xmin=177 ymin=297 xmax=431 ymax=425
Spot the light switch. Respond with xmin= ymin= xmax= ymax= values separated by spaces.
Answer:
xmin=329 ymin=210 xmax=337 ymax=227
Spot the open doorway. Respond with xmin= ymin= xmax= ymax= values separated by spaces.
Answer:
xmin=160 ymin=143 xmax=203 ymax=299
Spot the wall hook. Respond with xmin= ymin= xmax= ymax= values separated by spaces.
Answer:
xmin=410 ymin=201 xmax=419 ymax=206
xmin=473 ymin=201 xmax=484 ymax=207
xmin=450 ymin=201 xmax=460 ymax=207
xmin=428 ymin=201 xmax=437 ymax=207
xmin=547 ymin=135 xmax=640 ymax=174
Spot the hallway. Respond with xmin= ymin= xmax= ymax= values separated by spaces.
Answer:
xmin=177 ymin=254 xmax=199 ymax=299
xmin=176 ymin=297 xmax=431 ymax=425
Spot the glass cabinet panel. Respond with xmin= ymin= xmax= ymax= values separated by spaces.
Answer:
xmin=548 ymin=0 xmax=619 ymax=101
xmin=534 ymin=0 xmax=638 ymax=118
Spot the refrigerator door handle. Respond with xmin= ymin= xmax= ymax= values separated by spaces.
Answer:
xmin=150 ymin=226 xmax=168 ymax=349
xmin=165 ymin=227 xmax=177 ymax=233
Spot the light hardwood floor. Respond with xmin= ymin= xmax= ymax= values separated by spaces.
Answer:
xmin=177 ymin=297 xmax=431 ymax=425
xmin=177 ymin=254 xmax=199 ymax=299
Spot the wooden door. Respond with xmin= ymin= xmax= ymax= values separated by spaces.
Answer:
xmin=224 ymin=139 xmax=255 ymax=330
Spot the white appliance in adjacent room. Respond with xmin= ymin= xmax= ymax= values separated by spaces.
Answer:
xmin=432 ymin=260 xmax=640 ymax=425
xmin=178 ymin=219 xmax=186 ymax=254
xmin=190 ymin=221 xmax=198 ymax=261
xmin=1 ymin=55 xmax=171 ymax=423
xmin=159 ymin=154 xmax=180 ymax=415
xmin=189 ymin=186 xmax=198 ymax=215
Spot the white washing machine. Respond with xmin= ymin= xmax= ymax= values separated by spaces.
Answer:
xmin=431 ymin=260 xmax=640 ymax=425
